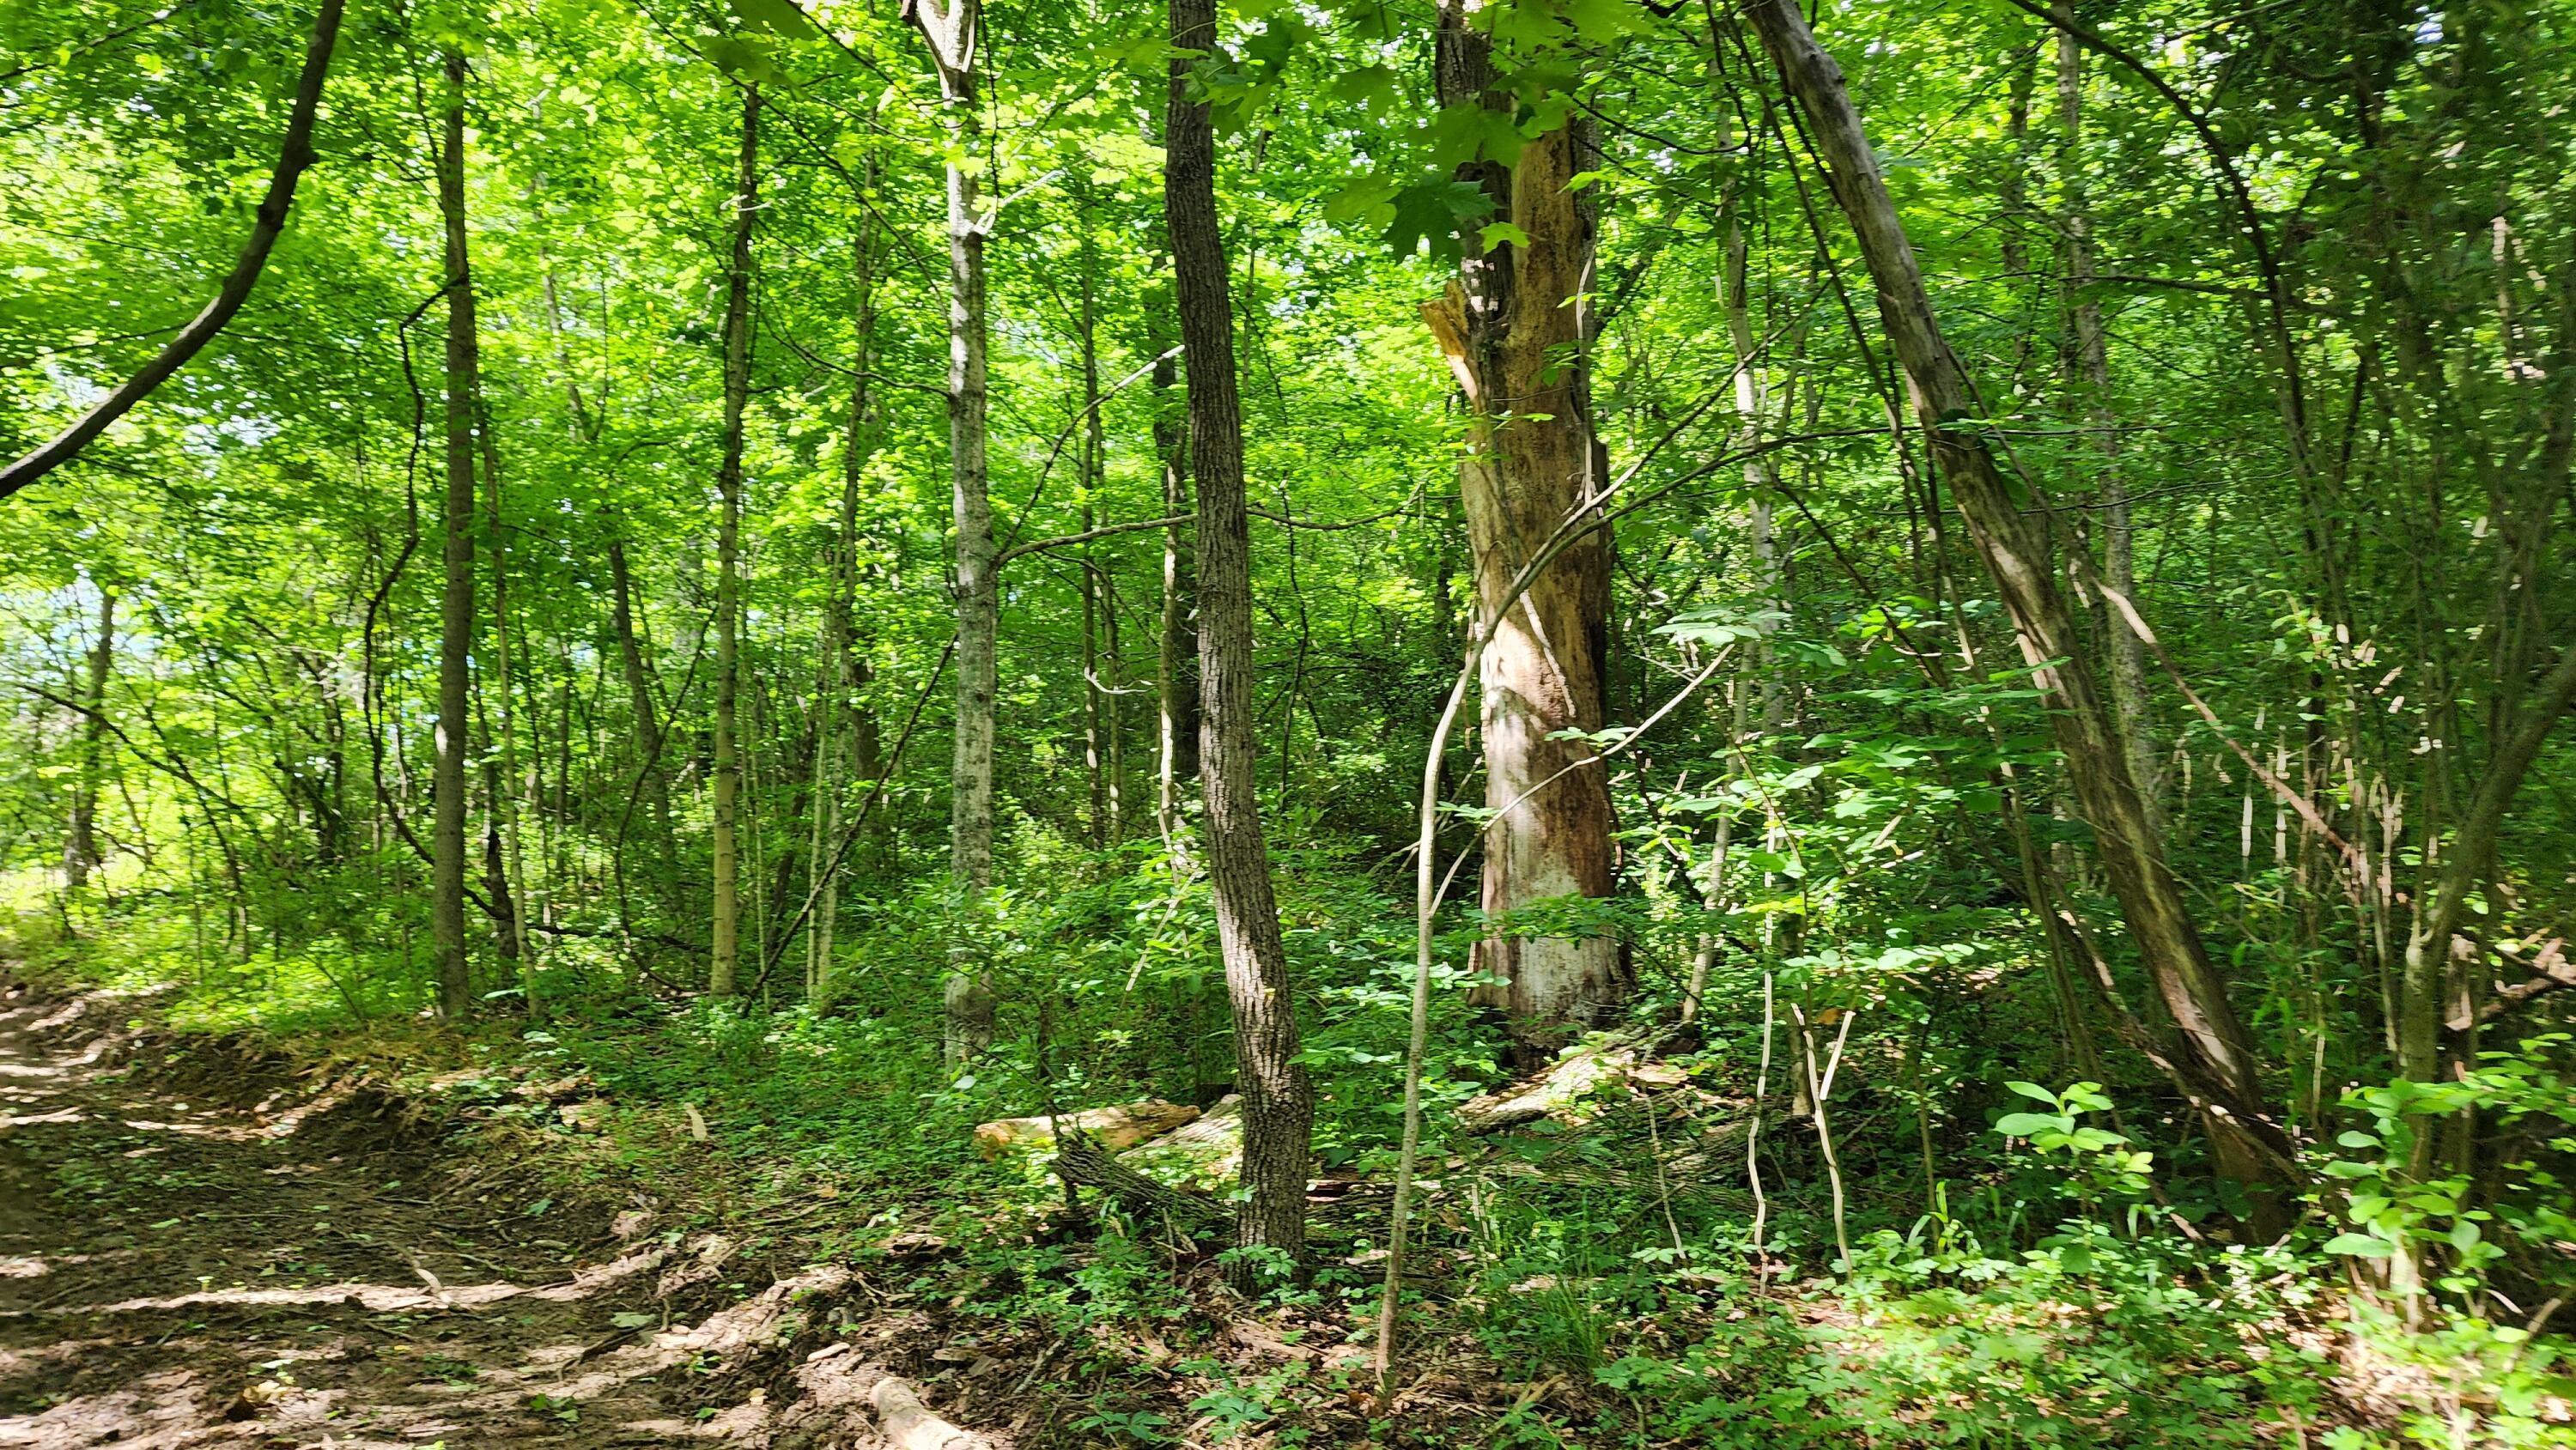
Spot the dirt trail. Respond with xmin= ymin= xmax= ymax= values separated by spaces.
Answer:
xmin=0 ymin=983 xmax=971 ymax=1450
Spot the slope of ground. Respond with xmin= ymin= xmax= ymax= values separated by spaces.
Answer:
xmin=0 ymin=980 xmax=983 ymax=1450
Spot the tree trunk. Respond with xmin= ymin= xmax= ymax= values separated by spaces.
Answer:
xmin=2055 ymin=14 xmax=2160 ymax=837
xmin=709 ymin=84 xmax=759 ymax=998
xmin=431 ymin=47 xmax=478 ymax=1024
xmin=65 ymin=588 xmax=115 ymax=889
xmin=1422 ymin=2 xmax=1625 ymax=1050
xmin=811 ymin=206 xmax=880 ymax=998
xmin=909 ymin=0 xmax=998 ymax=1059
xmin=2401 ymin=638 xmax=2576 ymax=1089
xmin=1150 ymin=260 xmax=1198 ymax=856
xmin=1078 ymin=210 xmax=1112 ymax=846
xmin=478 ymin=403 xmax=533 ymax=981
xmin=1167 ymin=0 xmax=1312 ymax=1285
xmin=607 ymin=537 xmax=682 ymax=920
xmin=1744 ymin=0 xmax=2295 ymax=1204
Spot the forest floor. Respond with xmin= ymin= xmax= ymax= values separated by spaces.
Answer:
xmin=0 ymin=979 xmax=980 ymax=1449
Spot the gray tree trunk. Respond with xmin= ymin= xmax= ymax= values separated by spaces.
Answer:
xmin=2055 ymin=15 xmax=2160 ymax=837
xmin=709 ymin=85 xmax=759 ymax=998
xmin=1167 ymin=0 xmax=1312 ymax=1284
xmin=909 ymin=0 xmax=999 ymax=1059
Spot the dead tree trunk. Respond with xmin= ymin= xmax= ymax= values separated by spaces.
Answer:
xmin=1422 ymin=1 xmax=1625 ymax=1051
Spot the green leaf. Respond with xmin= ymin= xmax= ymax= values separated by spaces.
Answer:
xmin=2005 ymin=1081 xmax=2058 ymax=1105
xmin=726 ymin=0 xmax=821 ymax=37
xmin=1479 ymin=221 xmax=1530 ymax=252
xmin=2323 ymin=1233 xmax=2392 ymax=1259
xmin=1995 ymin=1112 xmax=2065 ymax=1138
xmin=1328 ymin=64 xmax=1401 ymax=113
xmin=701 ymin=34 xmax=778 ymax=82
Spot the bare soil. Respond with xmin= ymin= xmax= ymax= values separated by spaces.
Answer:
xmin=0 ymin=980 xmax=969 ymax=1449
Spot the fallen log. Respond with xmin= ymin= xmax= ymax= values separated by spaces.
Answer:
xmin=971 ymin=1099 xmax=1199 ymax=1160
xmin=1453 ymin=1043 xmax=1638 ymax=1133
xmin=1054 ymin=1130 xmax=1227 ymax=1228
xmin=1119 ymin=1092 xmax=1242 ymax=1185
xmin=872 ymin=1374 xmax=994 ymax=1450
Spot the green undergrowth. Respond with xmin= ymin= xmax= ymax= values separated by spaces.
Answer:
xmin=9 ymin=885 xmax=2573 ymax=1449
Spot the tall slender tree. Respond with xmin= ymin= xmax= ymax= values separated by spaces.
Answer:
xmin=708 ymin=84 xmax=760 ymax=998
xmin=906 ymin=0 xmax=999 ymax=1059
xmin=1742 ymin=0 xmax=2295 ymax=1207
xmin=64 ymin=587 xmax=115 ymax=889
xmin=431 ymin=46 xmax=481 ymax=1024
xmin=1148 ymin=264 xmax=1198 ymax=858
xmin=1166 ymin=0 xmax=1312 ymax=1283
xmin=2053 ymin=11 xmax=2160 ymax=835
xmin=810 ymin=203 xmax=882 ymax=997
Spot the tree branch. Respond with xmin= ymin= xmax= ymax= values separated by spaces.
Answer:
xmin=0 ymin=0 xmax=347 ymax=501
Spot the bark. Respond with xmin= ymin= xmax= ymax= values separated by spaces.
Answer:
xmin=811 ymin=206 xmax=882 ymax=998
xmin=607 ymin=538 xmax=682 ymax=919
xmin=1078 ymin=215 xmax=1115 ymax=845
xmin=0 ymin=0 xmax=346 ymax=501
xmin=907 ymin=0 xmax=999 ymax=1059
xmin=2400 ymin=638 xmax=2576 ymax=1088
xmin=2055 ymin=15 xmax=2160 ymax=837
xmin=1743 ymin=0 xmax=2295 ymax=1200
xmin=709 ymin=85 xmax=759 ymax=998
xmin=65 ymin=589 xmax=115 ymax=889
xmin=1149 ymin=263 xmax=1199 ymax=853
xmin=431 ymin=47 xmax=478 ymax=1024
xmin=1167 ymin=0 xmax=1313 ymax=1283
xmin=1422 ymin=2 xmax=1625 ymax=1049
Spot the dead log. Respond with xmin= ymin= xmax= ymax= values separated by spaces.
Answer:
xmin=1119 ymin=1092 xmax=1242 ymax=1183
xmin=970 ymin=1099 xmax=1198 ymax=1160
xmin=1453 ymin=1043 xmax=1639 ymax=1132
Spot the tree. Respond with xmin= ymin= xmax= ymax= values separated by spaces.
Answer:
xmin=709 ymin=84 xmax=759 ymax=999
xmin=1167 ymin=0 xmax=1312 ymax=1283
xmin=2052 ymin=10 xmax=2160 ymax=837
xmin=431 ymin=46 xmax=481 ymax=1025
xmin=0 ymin=0 xmax=347 ymax=502
xmin=1421 ymin=0 xmax=1625 ymax=1050
xmin=64 ymin=586 xmax=114 ymax=890
xmin=905 ymin=0 xmax=999 ymax=1060
xmin=1147 ymin=258 xmax=1198 ymax=857
xmin=1741 ymin=0 xmax=2296 ymax=1207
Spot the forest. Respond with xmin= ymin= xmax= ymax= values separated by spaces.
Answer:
xmin=2 ymin=0 xmax=2573 ymax=1443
